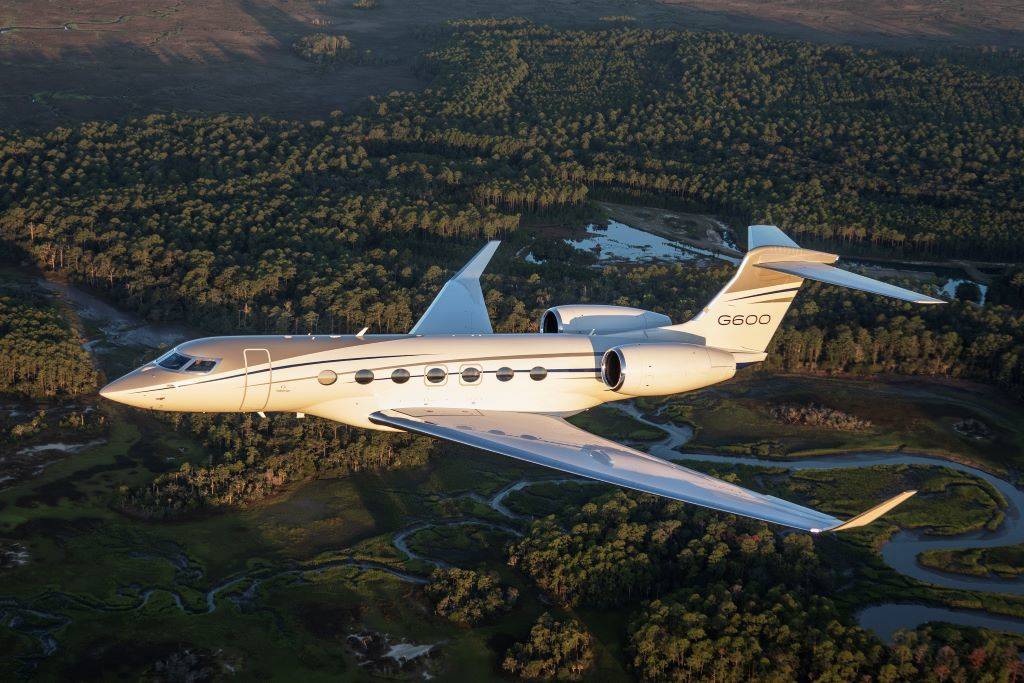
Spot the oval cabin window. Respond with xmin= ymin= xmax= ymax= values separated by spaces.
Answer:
xmin=391 ymin=369 xmax=410 ymax=384
xmin=461 ymin=367 xmax=481 ymax=384
xmin=318 ymin=369 xmax=338 ymax=385
xmin=530 ymin=367 xmax=548 ymax=381
xmin=426 ymin=367 xmax=446 ymax=384
xmin=354 ymin=369 xmax=374 ymax=385
xmin=496 ymin=367 xmax=514 ymax=382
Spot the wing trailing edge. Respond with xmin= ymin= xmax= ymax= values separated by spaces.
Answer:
xmin=369 ymin=407 xmax=912 ymax=533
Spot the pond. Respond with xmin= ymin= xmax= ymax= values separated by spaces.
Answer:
xmin=563 ymin=220 xmax=739 ymax=264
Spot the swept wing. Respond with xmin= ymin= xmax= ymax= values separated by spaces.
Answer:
xmin=369 ymin=408 xmax=913 ymax=533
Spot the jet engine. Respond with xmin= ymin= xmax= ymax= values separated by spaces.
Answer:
xmin=601 ymin=343 xmax=736 ymax=396
xmin=539 ymin=305 xmax=671 ymax=335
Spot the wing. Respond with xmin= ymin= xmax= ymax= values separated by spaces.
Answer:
xmin=410 ymin=241 xmax=500 ymax=335
xmin=369 ymin=408 xmax=915 ymax=533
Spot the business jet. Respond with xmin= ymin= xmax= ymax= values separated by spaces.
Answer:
xmin=100 ymin=226 xmax=943 ymax=533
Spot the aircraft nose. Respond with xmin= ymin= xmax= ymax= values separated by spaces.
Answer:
xmin=98 ymin=369 xmax=163 ymax=408
xmin=99 ymin=377 xmax=129 ymax=403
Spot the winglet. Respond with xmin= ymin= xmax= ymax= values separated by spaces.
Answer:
xmin=409 ymin=241 xmax=501 ymax=335
xmin=826 ymin=490 xmax=917 ymax=532
xmin=453 ymin=240 xmax=501 ymax=280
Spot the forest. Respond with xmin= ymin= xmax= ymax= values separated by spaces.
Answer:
xmin=0 ymin=22 xmax=1021 ymax=514
xmin=509 ymin=490 xmax=1024 ymax=681
xmin=2 ymin=20 xmax=1024 ymax=680
xmin=0 ymin=278 xmax=97 ymax=400
xmin=118 ymin=411 xmax=435 ymax=517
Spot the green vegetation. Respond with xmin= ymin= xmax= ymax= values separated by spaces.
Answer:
xmin=630 ymin=594 xmax=1022 ymax=682
xmin=0 ymin=24 xmax=1022 ymax=405
xmin=775 ymin=465 xmax=1005 ymax=537
xmin=293 ymin=33 xmax=353 ymax=65
xmin=502 ymin=612 xmax=594 ymax=680
xmin=0 ymin=278 xmax=96 ymax=399
xmin=769 ymin=402 xmax=871 ymax=431
xmin=0 ymin=417 xmax=531 ymax=679
xmin=405 ymin=523 xmax=517 ymax=566
xmin=121 ymin=412 xmax=434 ymax=517
xmin=663 ymin=375 xmax=1024 ymax=471
xmin=920 ymin=546 xmax=1024 ymax=579
xmin=568 ymin=405 xmax=665 ymax=442
xmin=3 ymin=18 xmax=1024 ymax=680
xmin=509 ymin=490 xmax=1022 ymax=680
xmin=425 ymin=567 xmax=519 ymax=625
xmin=990 ymin=267 xmax=1024 ymax=308
xmin=763 ymin=283 xmax=1024 ymax=399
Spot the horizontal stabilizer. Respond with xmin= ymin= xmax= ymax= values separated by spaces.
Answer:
xmin=756 ymin=261 xmax=945 ymax=305
xmin=829 ymin=490 xmax=917 ymax=532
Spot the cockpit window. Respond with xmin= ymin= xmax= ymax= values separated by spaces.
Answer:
xmin=186 ymin=359 xmax=217 ymax=373
xmin=157 ymin=352 xmax=191 ymax=370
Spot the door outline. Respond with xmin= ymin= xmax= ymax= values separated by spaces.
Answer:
xmin=240 ymin=348 xmax=272 ymax=411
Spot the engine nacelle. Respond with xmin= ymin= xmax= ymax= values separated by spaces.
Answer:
xmin=540 ymin=305 xmax=671 ymax=335
xmin=601 ymin=343 xmax=736 ymax=397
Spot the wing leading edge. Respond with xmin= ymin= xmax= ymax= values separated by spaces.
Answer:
xmin=369 ymin=408 xmax=914 ymax=533
xmin=410 ymin=241 xmax=500 ymax=335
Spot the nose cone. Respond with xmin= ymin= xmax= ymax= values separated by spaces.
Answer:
xmin=98 ymin=367 xmax=166 ymax=408
xmin=99 ymin=375 xmax=135 ymax=405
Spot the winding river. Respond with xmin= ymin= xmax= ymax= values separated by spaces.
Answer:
xmin=614 ymin=402 xmax=1024 ymax=641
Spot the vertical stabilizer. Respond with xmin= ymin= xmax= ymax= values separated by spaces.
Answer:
xmin=669 ymin=227 xmax=835 ymax=353
xmin=668 ymin=226 xmax=943 ymax=354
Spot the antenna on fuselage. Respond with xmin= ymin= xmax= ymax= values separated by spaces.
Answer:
xmin=356 ymin=326 xmax=368 ymax=339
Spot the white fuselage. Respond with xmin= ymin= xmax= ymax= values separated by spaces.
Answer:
xmin=98 ymin=332 xmax=736 ymax=429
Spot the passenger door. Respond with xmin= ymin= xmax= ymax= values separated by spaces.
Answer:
xmin=240 ymin=349 xmax=272 ymax=411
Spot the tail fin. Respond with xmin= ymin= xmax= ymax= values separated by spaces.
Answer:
xmin=670 ymin=225 xmax=943 ymax=355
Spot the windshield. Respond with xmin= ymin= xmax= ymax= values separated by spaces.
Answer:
xmin=186 ymin=359 xmax=217 ymax=373
xmin=157 ymin=352 xmax=191 ymax=370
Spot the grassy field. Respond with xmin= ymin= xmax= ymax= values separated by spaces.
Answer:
xmin=659 ymin=373 xmax=1024 ymax=476
xmin=920 ymin=546 xmax=1024 ymax=580
xmin=568 ymin=405 xmax=666 ymax=443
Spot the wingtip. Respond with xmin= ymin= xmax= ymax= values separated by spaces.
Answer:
xmin=829 ymin=490 xmax=917 ymax=532
xmin=452 ymin=240 xmax=501 ymax=280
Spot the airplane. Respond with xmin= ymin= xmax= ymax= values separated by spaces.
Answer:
xmin=100 ymin=225 xmax=943 ymax=534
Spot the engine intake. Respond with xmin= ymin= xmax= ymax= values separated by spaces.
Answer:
xmin=601 ymin=343 xmax=736 ymax=397
xmin=540 ymin=305 xmax=671 ymax=335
